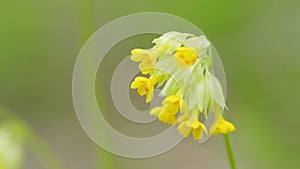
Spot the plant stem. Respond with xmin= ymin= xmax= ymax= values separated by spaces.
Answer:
xmin=224 ymin=134 xmax=237 ymax=169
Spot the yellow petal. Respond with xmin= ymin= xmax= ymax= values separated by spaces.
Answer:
xmin=146 ymin=86 xmax=154 ymax=103
xmin=211 ymin=129 xmax=219 ymax=136
xmin=150 ymin=107 xmax=163 ymax=116
xmin=130 ymin=77 xmax=148 ymax=89
xmin=174 ymin=47 xmax=198 ymax=69
xmin=223 ymin=120 xmax=236 ymax=133
xmin=180 ymin=99 xmax=188 ymax=113
xmin=199 ymin=122 xmax=208 ymax=134
xmin=177 ymin=122 xmax=191 ymax=137
xmin=163 ymin=95 xmax=179 ymax=104
xmin=141 ymin=68 xmax=154 ymax=75
xmin=139 ymin=59 xmax=155 ymax=71
xmin=137 ymin=86 xmax=147 ymax=96
xmin=131 ymin=48 xmax=143 ymax=55
xmin=158 ymin=110 xmax=176 ymax=125
xmin=186 ymin=120 xmax=194 ymax=128
xmin=193 ymin=128 xmax=201 ymax=140
xmin=130 ymin=81 xmax=140 ymax=89
xmin=176 ymin=114 xmax=188 ymax=124
xmin=174 ymin=55 xmax=189 ymax=69
xmin=210 ymin=118 xmax=236 ymax=136
xmin=169 ymin=95 xmax=181 ymax=103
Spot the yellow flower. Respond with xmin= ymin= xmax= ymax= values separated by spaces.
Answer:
xmin=174 ymin=47 xmax=198 ymax=69
xmin=130 ymin=76 xmax=160 ymax=103
xmin=177 ymin=119 xmax=208 ymax=140
xmin=150 ymin=95 xmax=188 ymax=125
xmin=176 ymin=112 xmax=190 ymax=124
xmin=129 ymin=31 xmax=236 ymax=142
xmin=152 ymin=31 xmax=193 ymax=53
xmin=131 ymin=48 xmax=164 ymax=74
xmin=211 ymin=117 xmax=236 ymax=136
xmin=130 ymin=76 xmax=148 ymax=95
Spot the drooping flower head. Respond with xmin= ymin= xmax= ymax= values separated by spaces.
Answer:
xmin=130 ymin=31 xmax=236 ymax=142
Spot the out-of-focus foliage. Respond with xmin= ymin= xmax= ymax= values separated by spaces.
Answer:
xmin=0 ymin=108 xmax=28 ymax=169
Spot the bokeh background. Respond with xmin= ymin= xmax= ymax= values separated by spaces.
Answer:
xmin=1 ymin=0 xmax=300 ymax=169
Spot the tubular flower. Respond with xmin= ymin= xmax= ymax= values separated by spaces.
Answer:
xmin=130 ymin=75 xmax=160 ymax=103
xmin=177 ymin=119 xmax=208 ymax=140
xmin=177 ymin=108 xmax=208 ymax=140
xmin=131 ymin=48 xmax=165 ymax=74
xmin=211 ymin=117 xmax=236 ymax=136
xmin=174 ymin=47 xmax=198 ymax=69
xmin=150 ymin=95 xmax=188 ymax=125
xmin=129 ymin=31 xmax=236 ymax=142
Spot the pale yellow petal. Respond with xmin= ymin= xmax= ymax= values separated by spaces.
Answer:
xmin=177 ymin=122 xmax=191 ymax=137
xmin=131 ymin=48 xmax=143 ymax=55
xmin=176 ymin=114 xmax=188 ymax=124
xmin=149 ymin=107 xmax=163 ymax=116
xmin=130 ymin=81 xmax=140 ymax=89
xmin=180 ymin=99 xmax=188 ymax=113
xmin=199 ymin=122 xmax=208 ymax=134
xmin=192 ymin=128 xmax=201 ymax=140
xmin=141 ymin=68 xmax=154 ymax=75
xmin=137 ymin=86 xmax=147 ymax=96
xmin=174 ymin=55 xmax=189 ymax=69
xmin=146 ymin=86 xmax=154 ymax=103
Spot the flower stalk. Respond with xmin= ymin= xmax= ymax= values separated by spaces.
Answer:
xmin=224 ymin=134 xmax=237 ymax=169
xmin=129 ymin=31 xmax=237 ymax=168
xmin=130 ymin=31 xmax=236 ymax=140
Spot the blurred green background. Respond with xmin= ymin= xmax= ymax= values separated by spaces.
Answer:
xmin=1 ymin=0 xmax=300 ymax=169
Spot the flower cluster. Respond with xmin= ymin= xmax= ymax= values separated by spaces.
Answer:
xmin=130 ymin=31 xmax=235 ymax=141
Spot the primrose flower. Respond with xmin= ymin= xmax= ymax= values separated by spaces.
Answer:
xmin=130 ymin=75 xmax=160 ymax=103
xmin=131 ymin=48 xmax=165 ymax=74
xmin=130 ymin=31 xmax=236 ymax=142
xmin=150 ymin=95 xmax=188 ymax=125
xmin=211 ymin=117 xmax=236 ymax=136
xmin=177 ymin=119 xmax=208 ymax=140
xmin=176 ymin=108 xmax=208 ymax=140
xmin=174 ymin=47 xmax=198 ymax=69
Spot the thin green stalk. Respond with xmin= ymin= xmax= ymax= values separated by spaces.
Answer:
xmin=224 ymin=134 xmax=237 ymax=169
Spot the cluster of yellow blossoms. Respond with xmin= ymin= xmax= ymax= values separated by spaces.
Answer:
xmin=130 ymin=31 xmax=236 ymax=141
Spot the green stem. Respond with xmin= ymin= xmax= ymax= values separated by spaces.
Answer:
xmin=224 ymin=134 xmax=237 ymax=169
